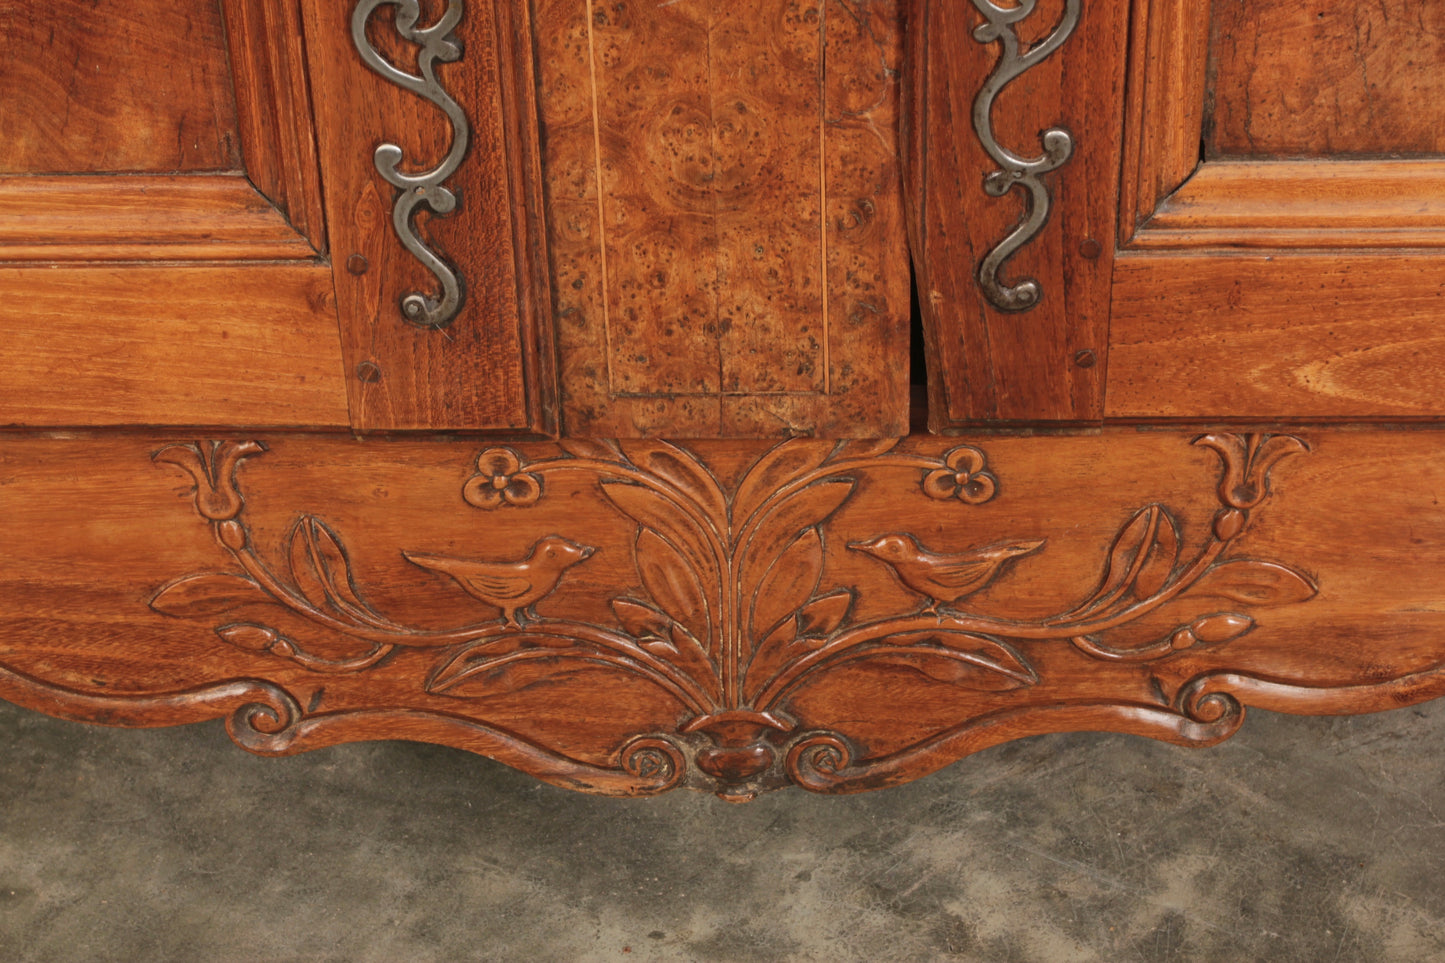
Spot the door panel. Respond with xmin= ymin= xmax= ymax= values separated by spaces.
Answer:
xmin=906 ymin=0 xmax=1127 ymax=428
xmin=1108 ymin=0 xmax=1445 ymax=420
xmin=533 ymin=0 xmax=911 ymax=438
xmin=303 ymin=0 xmax=556 ymax=434
xmin=1206 ymin=0 xmax=1445 ymax=159
xmin=0 ymin=0 xmax=241 ymax=174
xmin=0 ymin=0 xmax=349 ymax=429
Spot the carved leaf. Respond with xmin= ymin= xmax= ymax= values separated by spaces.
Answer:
xmin=557 ymin=438 xmax=624 ymax=462
xmin=796 ymin=589 xmax=854 ymax=638
xmin=740 ymin=479 xmax=855 ymax=609
xmin=745 ymin=588 xmax=856 ymax=700
xmin=611 ymin=598 xmax=673 ymax=642
xmin=750 ymin=527 xmax=825 ymax=643
xmin=831 ymin=438 xmax=902 ymax=461
xmin=428 ymin=639 xmax=597 ymax=698
xmin=1088 ymin=505 xmax=1178 ymax=608
xmin=617 ymin=440 xmax=728 ymax=525
xmin=665 ymin=623 xmax=717 ymax=698
xmin=635 ymin=530 xmax=712 ymax=647
xmin=149 ymin=573 xmax=268 ymax=619
xmin=1134 ymin=513 xmax=1181 ymax=599
xmin=602 ymin=482 xmax=719 ymax=589
xmin=1187 ymin=560 xmax=1319 ymax=607
xmin=865 ymin=632 xmax=1037 ymax=691
xmin=287 ymin=516 xmax=373 ymax=619
xmin=734 ymin=441 xmax=835 ymax=525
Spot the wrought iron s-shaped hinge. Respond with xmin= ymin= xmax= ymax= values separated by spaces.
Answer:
xmin=970 ymin=0 xmax=1082 ymax=313
xmin=351 ymin=0 xmax=470 ymax=329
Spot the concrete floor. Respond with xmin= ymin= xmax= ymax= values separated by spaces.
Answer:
xmin=0 ymin=698 xmax=1442 ymax=962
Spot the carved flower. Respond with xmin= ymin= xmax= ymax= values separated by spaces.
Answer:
xmin=463 ymin=448 xmax=542 ymax=510
xmin=1196 ymin=434 xmax=1308 ymax=511
xmin=923 ymin=447 xmax=998 ymax=505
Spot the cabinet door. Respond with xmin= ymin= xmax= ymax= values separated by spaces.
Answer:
xmin=0 ymin=0 xmax=349 ymax=428
xmin=1 ymin=0 xmax=555 ymax=435
xmin=909 ymin=0 xmax=1445 ymax=428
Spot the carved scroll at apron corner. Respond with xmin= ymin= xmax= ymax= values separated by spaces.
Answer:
xmin=970 ymin=0 xmax=1082 ymax=313
xmin=351 ymin=0 xmax=469 ymax=329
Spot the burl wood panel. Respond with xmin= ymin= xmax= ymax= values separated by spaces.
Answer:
xmin=300 ymin=0 xmax=555 ymax=432
xmin=0 ymin=265 xmax=350 ymax=428
xmin=0 ymin=0 xmax=241 ymax=173
xmin=534 ymin=0 xmax=910 ymax=437
xmin=1206 ymin=0 xmax=1445 ymax=159
xmin=3 ymin=429 xmax=1445 ymax=798
xmin=905 ymin=0 xmax=1127 ymax=427
xmin=1108 ymin=252 xmax=1445 ymax=420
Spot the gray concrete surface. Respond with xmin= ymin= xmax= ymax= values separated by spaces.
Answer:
xmin=0 ymin=697 xmax=1441 ymax=962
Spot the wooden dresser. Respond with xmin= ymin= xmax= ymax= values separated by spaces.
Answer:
xmin=3 ymin=0 xmax=1444 ymax=800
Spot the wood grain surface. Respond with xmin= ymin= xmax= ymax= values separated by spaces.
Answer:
xmin=0 ymin=175 xmax=316 ymax=262
xmin=301 ymin=0 xmax=555 ymax=433
xmin=1207 ymin=0 xmax=1445 ymax=159
xmin=1133 ymin=160 xmax=1445 ymax=249
xmin=222 ymin=0 xmax=329 ymax=251
xmin=535 ymin=0 xmax=910 ymax=437
xmin=0 ymin=0 xmax=241 ymax=173
xmin=2 ymin=429 xmax=1444 ymax=797
xmin=0 ymin=264 xmax=349 ymax=428
xmin=1109 ymin=252 xmax=1445 ymax=419
xmin=906 ymin=0 xmax=1127 ymax=427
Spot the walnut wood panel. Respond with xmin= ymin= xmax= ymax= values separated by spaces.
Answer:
xmin=0 ymin=0 xmax=241 ymax=173
xmin=534 ymin=0 xmax=910 ymax=438
xmin=300 ymin=0 xmax=555 ymax=433
xmin=0 ymin=175 xmax=316 ymax=262
xmin=905 ymin=0 xmax=1127 ymax=428
xmin=221 ymin=0 xmax=328 ymax=251
xmin=1132 ymin=160 xmax=1445 ymax=250
xmin=1117 ymin=0 xmax=1209 ymax=243
xmin=3 ymin=429 xmax=1445 ymax=798
xmin=1108 ymin=253 xmax=1445 ymax=420
xmin=1206 ymin=0 xmax=1445 ymax=159
xmin=0 ymin=265 xmax=349 ymax=428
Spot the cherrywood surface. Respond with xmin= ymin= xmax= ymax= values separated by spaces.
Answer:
xmin=1117 ymin=0 xmax=1209 ymax=243
xmin=1132 ymin=160 xmax=1445 ymax=249
xmin=301 ymin=0 xmax=555 ymax=433
xmin=0 ymin=265 xmax=350 ymax=428
xmin=1109 ymin=252 xmax=1445 ymax=420
xmin=222 ymin=0 xmax=329 ymax=251
xmin=1206 ymin=0 xmax=1445 ymax=159
xmin=534 ymin=0 xmax=910 ymax=437
xmin=0 ymin=175 xmax=316 ymax=262
xmin=2 ymin=429 xmax=1444 ymax=798
xmin=0 ymin=0 xmax=241 ymax=173
xmin=906 ymin=0 xmax=1126 ymax=427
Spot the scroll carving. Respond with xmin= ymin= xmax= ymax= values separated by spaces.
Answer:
xmin=351 ymin=0 xmax=468 ymax=328
xmin=133 ymin=432 xmax=1352 ymax=798
xmin=969 ymin=0 xmax=1082 ymax=312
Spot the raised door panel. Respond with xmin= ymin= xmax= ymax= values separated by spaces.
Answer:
xmin=1109 ymin=0 xmax=1445 ymax=421
xmin=0 ymin=0 xmax=350 ymax=429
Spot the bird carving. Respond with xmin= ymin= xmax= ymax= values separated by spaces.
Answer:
xmin=403 ymin=536 xmax=595 ymax=627
xmin=849 ymin=534 xmax=1045 ymax=614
